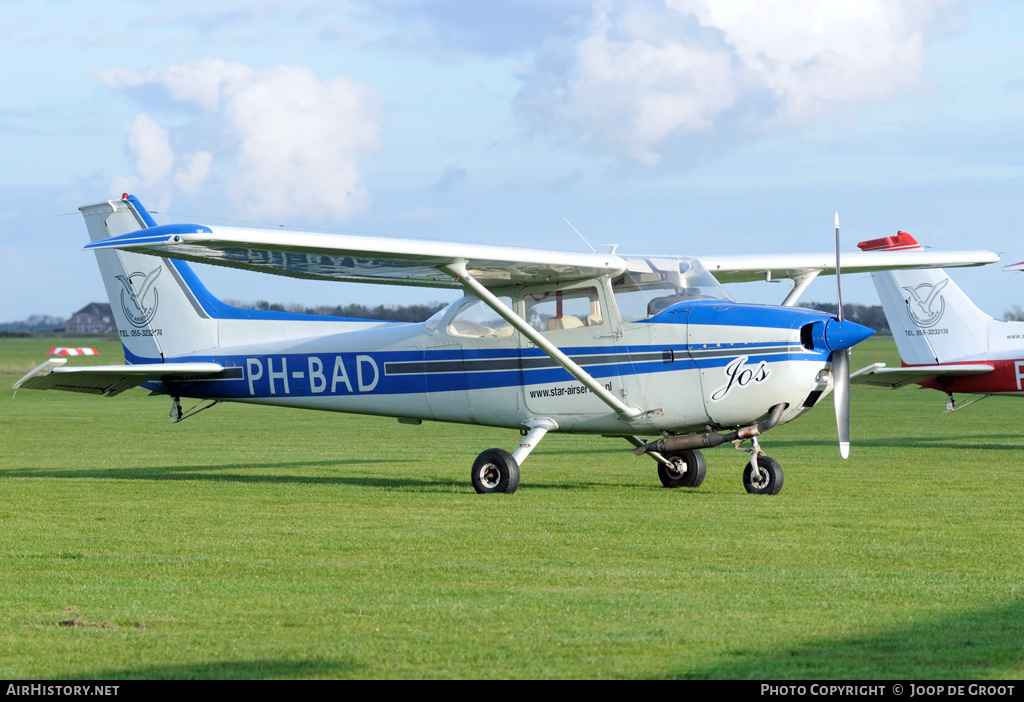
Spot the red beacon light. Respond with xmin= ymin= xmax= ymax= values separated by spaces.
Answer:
xmin=857 ymin=230 xmax=921 ymax=252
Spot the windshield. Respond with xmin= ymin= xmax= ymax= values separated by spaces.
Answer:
xmin=612 ymin=257 xmax=733 ymax=322
xmin=437 ymin=295 xmax=516 ymax=338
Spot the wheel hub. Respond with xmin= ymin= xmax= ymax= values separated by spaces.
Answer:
xmin=749 ymin=464 xmax=769 ymax=489
xmin=478 ymin=463 xmax=500 ymax=489
xmin=666 ymin=458 xmax=686 ymax=479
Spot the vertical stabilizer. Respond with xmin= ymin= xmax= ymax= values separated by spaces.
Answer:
xmin=859 ymin=232 xmax=993 ymax=365
xmin=80 ymin=196 xmax=219 ymax=361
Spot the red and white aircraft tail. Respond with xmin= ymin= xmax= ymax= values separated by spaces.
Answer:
xmin=853 ymin=232 xmax=1024 ymax=407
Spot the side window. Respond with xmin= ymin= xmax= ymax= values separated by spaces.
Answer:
xmin=448 ymin=297 xmax=515 ymax=338
xmin=524 ymin=286 xmax=603 ymax=333
xmin=613 ymin=286 xmax=657 ymax=323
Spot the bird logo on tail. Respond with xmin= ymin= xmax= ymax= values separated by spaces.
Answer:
xmin=901 ymin=279 xmax=948 ymax=328
xmin=115 ymin=267 xmax=161 ymax=327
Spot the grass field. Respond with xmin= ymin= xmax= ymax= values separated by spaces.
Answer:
xmin=1 ymin=335 xmax=1022 ymax=679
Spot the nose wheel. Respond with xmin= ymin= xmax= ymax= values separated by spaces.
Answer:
xmin=742 ymin=454 xmax=783 ymax=495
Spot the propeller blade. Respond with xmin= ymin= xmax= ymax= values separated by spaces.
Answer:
xmin=832 ymin=347 xmax=850 ymax=459
xmin=835 ymin=212 xmax=843 ymax=322
xmin=832 ymin=211 xmax=850 ymax=458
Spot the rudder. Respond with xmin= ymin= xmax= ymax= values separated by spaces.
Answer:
xmin=860 ymin=232 xmax=993 ymax=365
xmin=81 ymin=195 xmax=219 ymax=361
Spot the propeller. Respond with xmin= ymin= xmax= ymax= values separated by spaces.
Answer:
xmin=832 ymin=212 xmax=851 ymax=459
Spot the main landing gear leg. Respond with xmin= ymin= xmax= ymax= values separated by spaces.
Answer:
xmin=740 ymin=437 xmax=784 ymax=495
xmin=471 ymin=418 xmax=557 ymax=495
xmin=624 ymin=436 xmax=706 ymax=489
xmin=657 ymin=449 xmax=707 ymax=488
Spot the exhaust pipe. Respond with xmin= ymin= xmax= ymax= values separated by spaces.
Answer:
xmin=632 ymin=403 xmax=788 ymax=455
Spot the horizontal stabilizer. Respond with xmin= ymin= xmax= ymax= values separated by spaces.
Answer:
xmin=851 ymin=362 xmax=993 ymax=389
xmin=13 ymin=358 xmax=224 ymax=397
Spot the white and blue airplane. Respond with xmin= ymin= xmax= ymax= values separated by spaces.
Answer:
xmin=14 ymin=196 xmax=998 ymax=494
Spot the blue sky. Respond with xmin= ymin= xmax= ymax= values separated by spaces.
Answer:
xmin=2 ymin=0 xmax=1022 ymax=322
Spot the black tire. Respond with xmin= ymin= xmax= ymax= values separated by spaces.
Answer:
xmin=743 ymin=455 xmax=783 ymax=495
xmin=657 ymin=449 xmax=707 ymax=488
xmin=471 ymin=448 xmax=520 ymax=494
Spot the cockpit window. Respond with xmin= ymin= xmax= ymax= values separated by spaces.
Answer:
xmin=423 ymin=306 xmax=446 ymax=330
xmin=612 ymin=258 xmax=733 ymax=322
xmin=447 ymin=296 xmax=515 ymax=338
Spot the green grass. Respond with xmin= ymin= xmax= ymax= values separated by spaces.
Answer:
xmin=0 ymin=336 xmax=1022 ymax=679
xmin=0 ymin=335 xmax=124 ymax=375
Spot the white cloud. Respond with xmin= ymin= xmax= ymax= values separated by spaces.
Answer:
xmin=102 ymin=59 xmax=380 ymax=221
xmin=125 ymin=114 xmax=175 ymax=190
xmin=113 ymin=113 xmax=215 ymax=207
xmin=222 ymin=64 xmax=379 ymax=220
xmin=675 ymin=0 xmax=934 ymax=127
xmin=515 ymin=0 xmax=980 ymax=165
xmin=173 ymin=151 xmax=214 ymax=194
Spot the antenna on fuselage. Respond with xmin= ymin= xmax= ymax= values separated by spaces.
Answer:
xmin=563 ymin=218 xmax=598 ymax=253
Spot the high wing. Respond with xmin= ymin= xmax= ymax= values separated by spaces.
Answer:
xmin=14 ymin=358 xmax=225 ymax=397
xmin=695 ymin=250 xmax=999 ymax=305
xmin=850 ymin=362 xmax=994 ymax=389
xmin=697 ymin=250 xmax=999 ymax=283
xmin=84 ymin=223 xmax=628 ymax=288
xmin=85 ymin=222 xmax=998 ymax=299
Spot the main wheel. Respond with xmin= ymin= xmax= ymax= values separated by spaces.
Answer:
xmin=657 ymin=449 xmax=707 ymax=488
xmin=742 ymin=455 xmax=783 ymax=495
xmin=471 ymin=448 xmax=520 ymax=494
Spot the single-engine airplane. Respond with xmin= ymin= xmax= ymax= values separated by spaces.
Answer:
xmin=852 ymin=231 xmax=1020 ymax=410
xmin=14 ymin=196 xmax=998 ymax=494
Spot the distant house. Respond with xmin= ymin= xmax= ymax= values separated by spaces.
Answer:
xmin=65 ymin=303 xmax=116 ymax=335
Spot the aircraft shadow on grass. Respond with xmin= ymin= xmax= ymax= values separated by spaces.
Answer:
xmin=659 ymin=597 xmax=1024 ymax=680
xmin=3 ymin=432 xmax=1016 ymax=490
xmin=0 ymin=460 xmax=462 ymax=491
xmin=772 ymin=434 xmax=1022 ymax=453
xmin=0 ymin=460 xmax=613 ymax=491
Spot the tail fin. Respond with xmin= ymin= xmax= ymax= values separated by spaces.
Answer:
xmin=81 ymin=195 xmax=219 ymax=361
xmin=859 ymin=232 xmax=994 ymax=365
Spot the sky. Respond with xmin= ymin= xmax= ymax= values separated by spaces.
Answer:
xmin=2 ymin=0 xmax=1023 ymax=323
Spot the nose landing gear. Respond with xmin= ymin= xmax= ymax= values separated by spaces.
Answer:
xmin=740 ymin=437 xmax=784 ymax=495
xmin=631 ymin=405 xmax=788 ymax=494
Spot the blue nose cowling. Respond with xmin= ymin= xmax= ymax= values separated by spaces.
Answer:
xmin=824 ymin=317 xmax=875 ymax=352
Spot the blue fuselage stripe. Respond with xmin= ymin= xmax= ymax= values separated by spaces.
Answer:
xmin=140 ymin=342 xmax=823 ymax=400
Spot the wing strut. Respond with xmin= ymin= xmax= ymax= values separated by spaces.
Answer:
xmin=781 ymin=270 xmax=820 ymax=307
xmin=443 ymin=260 xmax=643 ymax=422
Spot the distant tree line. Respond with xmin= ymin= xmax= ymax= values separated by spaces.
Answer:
xmin=801 ymin=302 xmax=891 ymax=334
xmin=0 ymin=314 xmax=66 ymax=334
xmin=1004 ymin=306 xmax=1024 ymax=322
xmin=238 ymin=299 xmax=898 ymax=333
xmin=240 ymin=300 xmax=450 ymax=323
xmin=2 ymin=300 xmax=908 ymax=335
